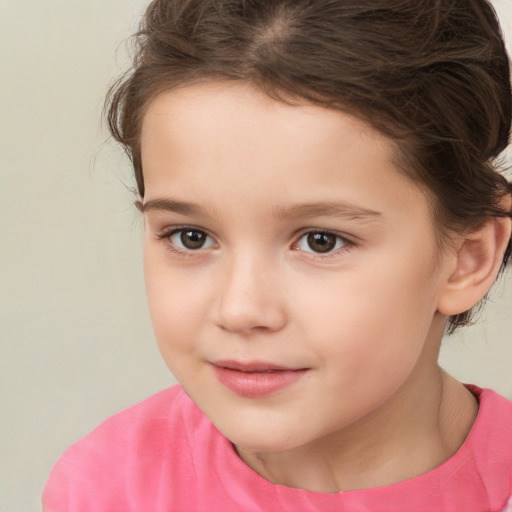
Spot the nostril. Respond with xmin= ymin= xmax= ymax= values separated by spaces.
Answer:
xmin=218 ymin=322 xmax=272 ymax=334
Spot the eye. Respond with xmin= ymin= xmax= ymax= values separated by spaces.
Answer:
xmin=295 ymin=231 xmax=348 ymax=254
xmin=168 ymin=228 xmax=216 ymax=251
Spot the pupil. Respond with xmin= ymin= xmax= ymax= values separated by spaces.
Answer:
xmin=307 ymin=232 xmax=336 ymax=253
xmin=181 ymin=230 xmax=205 ymax=249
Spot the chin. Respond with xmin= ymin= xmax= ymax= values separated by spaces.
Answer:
xmin=216 ymin=418 xmax=311 ymax=454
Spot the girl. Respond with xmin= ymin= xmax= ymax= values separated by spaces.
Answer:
xmin=43 ymin=0 xmax=512 ymax=510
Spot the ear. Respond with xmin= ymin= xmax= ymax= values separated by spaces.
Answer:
xmin=437 ymin=211 xmax=511 ymax=316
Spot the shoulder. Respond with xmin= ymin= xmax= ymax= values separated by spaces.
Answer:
xmin=467 ymin=384 xmax=512 ymax=428
xmin=466 ymin=385 xmax=512 ymax=455
xmin=57 ymin=385 xmax=191 ymax=463
xmin=42 ymin=385 xmax=206 ymax=512
xmin=464 ymin=386 xmax=512 ymax=511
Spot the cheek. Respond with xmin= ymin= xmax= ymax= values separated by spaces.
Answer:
xmin=143 ymin=251 xmax=211 ymax=357
xmin=292 ymin=251 xmax=438 ymax=378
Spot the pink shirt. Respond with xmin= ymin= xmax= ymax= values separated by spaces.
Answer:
xmin=43 ymin=385 xmax=512 ymax=512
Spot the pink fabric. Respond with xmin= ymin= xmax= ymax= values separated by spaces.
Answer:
xmin=503 ymin=495 xmax=512 ymax=512
xmin=43 ymin=385 xmax=512 ymax=512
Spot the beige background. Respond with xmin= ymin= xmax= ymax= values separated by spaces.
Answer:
xmin=1 ymin=1 xmax=511 ymax=510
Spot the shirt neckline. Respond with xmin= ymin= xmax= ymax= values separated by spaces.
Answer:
xmin=212 ymin=385 xmax=512 ymax=511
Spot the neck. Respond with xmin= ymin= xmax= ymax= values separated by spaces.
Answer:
xmin=236 ymin=358 xmax=478 ymax=493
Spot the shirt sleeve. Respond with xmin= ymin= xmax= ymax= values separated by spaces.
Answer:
xmin=42 ymin=387 xmax=181 ymax=512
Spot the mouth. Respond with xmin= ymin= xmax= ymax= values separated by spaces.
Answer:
xmin=211 ymin=360 xmax=308 ymax=398
xmin=213 ymin=360 xmax=305 ymax=372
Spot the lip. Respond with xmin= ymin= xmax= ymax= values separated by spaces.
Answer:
xmin=211 ymin=360 xmax=308 ymax=398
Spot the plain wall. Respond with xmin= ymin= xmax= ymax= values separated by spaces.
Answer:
xmin=1 ymin=1 xmax=511 ymax=510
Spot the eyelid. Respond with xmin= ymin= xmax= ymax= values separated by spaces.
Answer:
xmin=155 ymin=224 xmax=215 ymax=239
xmin=154 ymin=225 xmax=355 ymax=260
xmin=155 ymin=225 xmax=218 ymax=255
xmin=292 ymin=228 xmax=355 ymax=258
xmin=293 ymin=227 xmax=354 ymax=244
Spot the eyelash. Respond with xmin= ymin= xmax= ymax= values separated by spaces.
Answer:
xmin=155 ymin=226 xmax=355 ymax=260
xmin=155 ymin=226 xmax=216 ymax=260
xmin=292 ymin=229 xmax=354 ymax=260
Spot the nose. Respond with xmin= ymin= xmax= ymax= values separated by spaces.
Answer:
xmin=214 ymin=251 xmax=287 ymax=335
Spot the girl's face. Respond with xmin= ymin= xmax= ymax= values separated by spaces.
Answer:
xmin=140 ymin=81 xmax=452 ymax=453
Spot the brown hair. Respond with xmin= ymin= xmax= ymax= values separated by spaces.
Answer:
xmin=106 ymin=0 xmax=512 ymax=332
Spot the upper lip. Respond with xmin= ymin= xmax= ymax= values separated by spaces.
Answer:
xmin=211 ymin=360 xmax=306 ymax=372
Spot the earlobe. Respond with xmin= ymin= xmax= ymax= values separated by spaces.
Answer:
xmin=437 ymin=214 xmax=512 ymax=316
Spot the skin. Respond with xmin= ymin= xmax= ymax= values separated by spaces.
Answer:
xmin=139 ymin=81 xmax=488 ymax=492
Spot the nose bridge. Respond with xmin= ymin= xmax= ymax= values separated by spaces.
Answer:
xmin=216 ymin=246 xmax=286 ymax=334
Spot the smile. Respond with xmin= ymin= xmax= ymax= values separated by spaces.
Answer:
xmin=211 ymin=360 xmax=308 ymax=398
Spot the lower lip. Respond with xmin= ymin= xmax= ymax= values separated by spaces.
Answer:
xmin=212 ymin=366 xmax=307 ymax=398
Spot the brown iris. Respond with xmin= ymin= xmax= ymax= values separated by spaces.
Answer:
xmin=307 ymin=232 xmax=337 ymax=253
xmin=180 ymin=230 xmax=207 ymax=249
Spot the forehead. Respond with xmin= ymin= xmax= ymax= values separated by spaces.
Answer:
xmin=140 ymin=81 xmax=429 ymax=223
xmin=140 ymin=81 xmax=391 ymax=158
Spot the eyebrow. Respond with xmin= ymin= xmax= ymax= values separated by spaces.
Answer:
xmin=136 ymin=198 xmax=209 ymax=216
xmin=137 ymin=197 xmax=382 ymax=221
xmin=272 ymin=201 xmax=382 ymax=221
